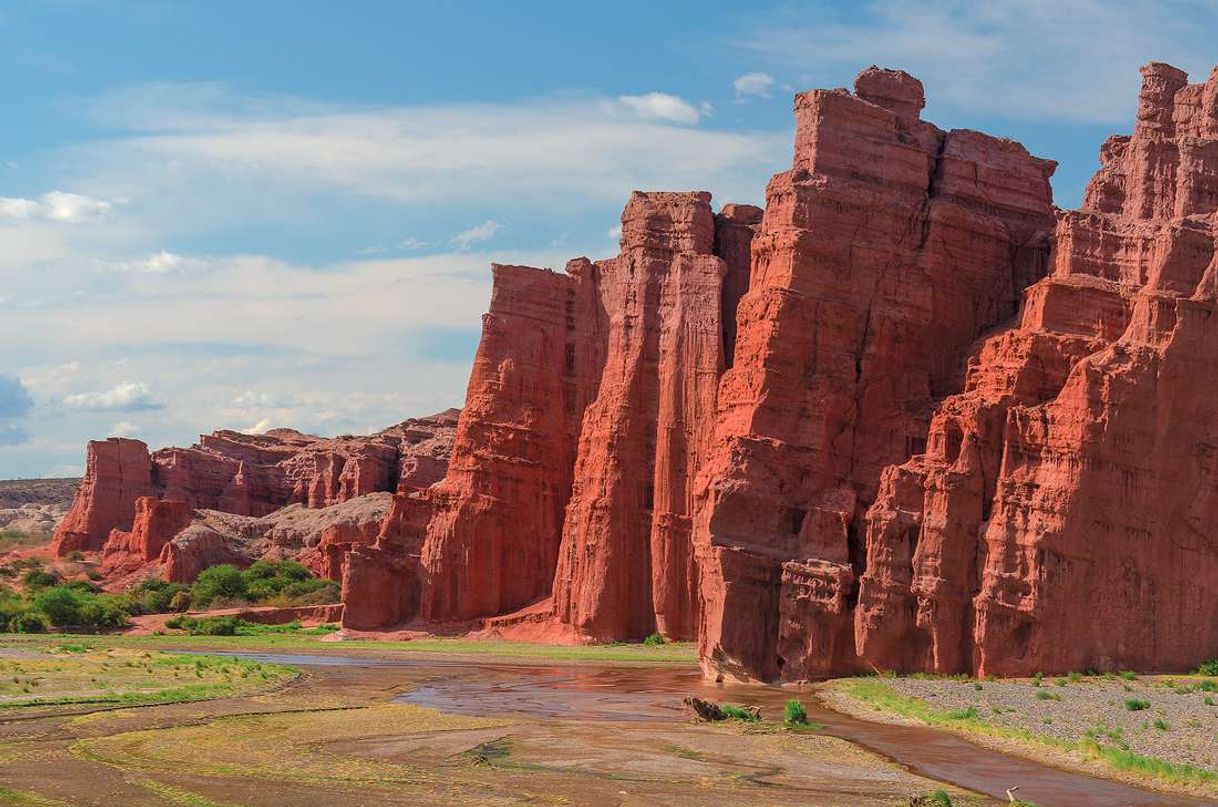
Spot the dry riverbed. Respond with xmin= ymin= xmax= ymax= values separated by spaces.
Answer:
xmin=0 ymin=636 xmax=980 ymax=807
xmin=826 ymin=672 xmax=1218 ymax=799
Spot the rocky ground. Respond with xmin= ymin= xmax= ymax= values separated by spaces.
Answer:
xmin=827 ymin=673 xmax=1218 ymax=799
xmin=0 ymin=477 xmax=78 ymax=540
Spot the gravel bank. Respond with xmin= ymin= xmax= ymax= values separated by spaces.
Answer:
xmin=854 ymin=673 xmax=1218 ymax=772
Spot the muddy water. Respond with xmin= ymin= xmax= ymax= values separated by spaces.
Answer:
xmin=206 ymin=652 xmax=1206 ymax=806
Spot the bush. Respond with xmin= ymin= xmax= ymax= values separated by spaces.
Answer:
xmin=125 ymin=577 xmax=192 ymax=615
xmin=34 ymin=586 xmax=85 ymax=626
xmin=720 ymin=704 xmax=760 ymax=722
xmin=643 ymin=632 xmax=665 ymax=646
xmin=784 ymin=699 xmax=808 ymax=726
xmin=192 ymin=564 xmax=247 ymax=607
xmin=1124 ymin=698 xmax=1151 ymax=711
xmin=1035 ymin=689 xmax=1061 ymax=701
xmin=22 ymin=569 xmax=58 ymax=590
xmin=169 ymin=590 xmax=193 ymax=612
xmin=1196 ymin=659 xmax=1218 ymax=676
xmin=33 ymin=585 xmax=128 ymax=630
xmin=910 ymin=792 xmax=953 ymax=807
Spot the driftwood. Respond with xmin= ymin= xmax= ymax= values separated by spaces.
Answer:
xmin=683 ymin=696 xmax=725 ymax=721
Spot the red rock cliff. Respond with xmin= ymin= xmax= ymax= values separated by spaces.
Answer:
xmin=859 ymin=62 xmax=1218 ymax=677
xmin=692 ymin=67 xmax=1058 ymax=681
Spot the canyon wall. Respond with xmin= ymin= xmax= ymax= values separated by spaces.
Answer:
xmin=858 ymin=62 xmax=1218 ymax=677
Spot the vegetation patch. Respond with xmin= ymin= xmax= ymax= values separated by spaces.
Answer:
xmin=0 ymin=646 xmax=296 ymax=710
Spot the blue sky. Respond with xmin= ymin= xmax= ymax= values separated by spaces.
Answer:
xmin=0 ymin=0 xmax=1214 ymax=478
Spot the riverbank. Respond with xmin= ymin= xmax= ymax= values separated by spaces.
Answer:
xmin=0 ymin=636 xmax=980 ymax=806
xmin=824 ymin=674 xmax=1218 ymax=801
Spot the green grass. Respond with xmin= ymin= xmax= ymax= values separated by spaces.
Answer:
xmin=0 ymin=787 xmax=68 ymax=806
xmin=1123 ymin=698 xmax=1151 ymax=711
xmin=783 ymin=698 xmax=808 ymax=726
xmin=0 ymin=632 xmax=699 ymax=665
xmin=720 ymin=703 xmax=760 ymax=722
xmin=137 ymin=780 xmax=240 ymax=806
xmin=841 ymin=679 xmax=1218 ymax=792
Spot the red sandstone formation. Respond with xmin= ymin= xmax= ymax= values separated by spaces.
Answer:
xmin=859 ymin=62 xmax=1218 ymax=677
xmin=51 ymin=410 xmax=457 ymax=560
xmin=51 ymin=438 xmax=158 ymax=554
xmin=101 ymin=497 xmax=194 ymax=577
xmin=345 ymin=192 xmax=761 ymax=633
xmin=693 ymin=67 xmax=1058 ymax=681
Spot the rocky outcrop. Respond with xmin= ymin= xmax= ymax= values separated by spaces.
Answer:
xmin=552 ymin=192 xmax=757 ymax=641
xmin=693 ymin=67 xmax=1058 ymax=681
xmin=51 ymin=411 xmax=457 ymax=558
xmin=50 ymin=439 xmax=158 ymax=554
xmin=337 ymin=192 xmax=760 ymax=633
xmin=101 ymin=497 xmax=194 ymax=577
xmin=859 ymin=62 xmax=1218 ymax=677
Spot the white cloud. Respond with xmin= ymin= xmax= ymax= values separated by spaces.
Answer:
xmin=615 ymin=92 xmax=706 ymax=124
xmin=0 ymin=191 xmax=113 ymax=223
xmin=737 ymin=0 xmax=1217 ymax=124
xmin=397 ymin=237 xmax=427 ymax=250
xmin=452 ymin=220 xmax=501 ymax=251
xmin=240 ymin=418 xmax=274 ymax=435
xmin=107 ymin=250 xmax=205 ymax=274
xmin=110 ymin=421 xmax=140 ymax=437
xmin=607 ymin=224 xmax=622 ymax=240
xmin=230 ymin=390 xmax=294 ymax=408
xmin=70 ymin=88 xmax=780 ymax=215
xmin=63 ymin=382 xmax=165 ymax=412
xmin=734 ymin=72 xmax=776 ymax=99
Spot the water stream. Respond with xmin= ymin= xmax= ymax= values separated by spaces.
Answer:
xmin=201 ymin=651 xmax=1209 ymax=806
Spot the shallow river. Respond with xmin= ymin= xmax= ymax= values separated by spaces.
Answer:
xmin=205 ymin=651 xmax=1209 ymax=806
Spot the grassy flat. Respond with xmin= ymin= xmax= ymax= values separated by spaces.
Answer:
xmin=0 ymin=632 xmax=699 ymax=665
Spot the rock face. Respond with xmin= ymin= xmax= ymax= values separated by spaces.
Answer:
xmin=693 ymin=67 xmax=1058 ymax=681
xmin=858 ymin=62 xmax=1218 ymax=677
xmin=101 ymin=497 xmax=194 ymax=577
xmin=51 ymin=439 xmax=158 ymax=554
xmin=340 ymin=192 xmax=760 ymax=633
xmin=51 ymin=411 xmax=457 ymax=559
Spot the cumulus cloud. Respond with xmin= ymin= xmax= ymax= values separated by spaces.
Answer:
xmin=110 ymin=421 xmax=140 ymax=437
xmin=615 ymin=92 xmax=707 ymax=124
xmin=240 ymin=418 xmax=274 ymax=435
xmin=63 ymin=382 xmax=166 ymax=412
xmin=452 ymin=220 xmax=501 ymax=251
xmin=0 ymin=191 xmax=113 ymax=223
xmin=0 ymin=376 xmax=33 ymax=419
xmin=733 ymin=72 xmax=776 ymax=99
xmin=737 ymin=0 xmax=1217 ymax=124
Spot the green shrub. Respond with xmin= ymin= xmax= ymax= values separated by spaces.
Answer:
xmin=1031 ymin=671 xmax=1043 ymax=686
xmin=1153 ymin=718 xmax=1170 ymax=731
xmin=169 ymin=590 xmax=192 ymax=612
xmin=643 ymin=632 xmax=665 ymax=646
xmin=720 ymin=704 xmax=760 ymax=722
xmin=783 ymin=699 xmax=808 ymax=726
xmin=909 ymin=791 xmax=953 ymax=807
xmin=1124 ymin=698 xmax=1151 ymax=711
xmin=191 ymin=564 xmax=247 ymax=607
xmin=32 ymin=585 xmax=128 ymax=630
xmin=1196 ymin=659 xmax=1218 ymax=676
xmin=1035 ymin=689 xmax=1061 ymax=701
xmin=1119 ymin=670 xmax=1137 ymax=681
xmin=21 ymin=569 xmax=58 ymax=590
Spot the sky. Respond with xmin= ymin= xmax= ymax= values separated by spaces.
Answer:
xmin=0 ymin=0 xmax=1214 ymax=478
